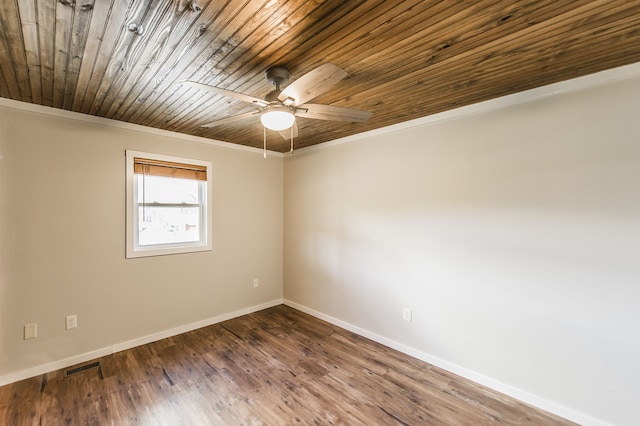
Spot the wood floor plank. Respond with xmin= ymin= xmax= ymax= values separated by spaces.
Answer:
xmin=0 ymin=305 xmax=575 ymax=425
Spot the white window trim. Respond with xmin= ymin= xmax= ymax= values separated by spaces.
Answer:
xmin=125 ymin=150 xmax=213 ymax=258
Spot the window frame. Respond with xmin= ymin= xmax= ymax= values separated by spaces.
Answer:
xmin=125 ymin=150 xmax=212 ymax=258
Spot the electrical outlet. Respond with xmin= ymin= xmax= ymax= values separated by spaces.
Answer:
xmin=402 ymin=308 xmax=412 ymax=322
xmin=24 ymin=323 xmax=38 ymax=340
xmin=65 ymin=315 xmax=78 ymax=330
xmin=253 ymin=278 xmax=259 ymax=288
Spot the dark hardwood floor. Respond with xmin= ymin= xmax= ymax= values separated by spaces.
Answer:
xmin=0 ymin=305 xmax=574 ymax=425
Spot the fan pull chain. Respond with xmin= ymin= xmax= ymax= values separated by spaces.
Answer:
xmin=263 ymin=126 xmax=267 ymax=159
xmin=290 ymin=125 xmax=294 ymax=155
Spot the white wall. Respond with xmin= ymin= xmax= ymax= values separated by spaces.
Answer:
xmin=0 ymin=104 xmax=283 ymax=380
xmin=283 ymin=72 xmax=640 ymax=425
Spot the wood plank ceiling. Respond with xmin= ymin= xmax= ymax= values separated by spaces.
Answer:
xmin=1 ymin=0 xmax=640 ymax=153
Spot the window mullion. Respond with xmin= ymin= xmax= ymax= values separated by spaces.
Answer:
xmin=138 ymin=203 xmax=201 ymax=208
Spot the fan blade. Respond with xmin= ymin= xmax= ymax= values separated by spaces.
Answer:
xmin=295 ymin=104 xmax=372 ymax=122
xmin=278 ymin=63 xmax=347 ymax=106
xmin=201 ymin=111 xmax=260 ymax=128
xmin=182 ymin=81 xmax=268 ymax=107
xmin=278 ymin=121 xmax=298 ymax=140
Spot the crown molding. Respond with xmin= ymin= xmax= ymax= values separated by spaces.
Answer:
xmin=0 ymin=98 xmax=285 ymax=158
xmin=291 ymin=61 xmax=640 ymax=155
xmin=3 ymin=61 xmax=640 ymax=159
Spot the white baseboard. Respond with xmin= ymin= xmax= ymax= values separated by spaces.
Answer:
xmin=283 ymin=299 xmax=609 ymax=426
xmin=0 ymin=299 xmax=283 ymax=387
xmin=1 ymin=298 xmax=610 ymax=425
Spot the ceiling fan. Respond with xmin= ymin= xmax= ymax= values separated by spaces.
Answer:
xmin=183 ymin=63 xmax=372 ymax=145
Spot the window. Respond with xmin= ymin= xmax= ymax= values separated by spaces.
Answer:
xmin=126 ymin=150 xmax=212 ymax=258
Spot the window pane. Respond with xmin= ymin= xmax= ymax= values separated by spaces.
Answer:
xmin=136 ymin=175 xmax=200 ymax=204
xmin=138 ymin=206 xmax=201 ymax=246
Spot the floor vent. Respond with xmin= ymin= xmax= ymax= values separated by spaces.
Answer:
xmin=65 ymin=361 xmax=101 ymax=377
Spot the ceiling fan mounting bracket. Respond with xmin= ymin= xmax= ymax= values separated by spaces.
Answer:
xmin=265 ymin=66 xmax=290 ymax=89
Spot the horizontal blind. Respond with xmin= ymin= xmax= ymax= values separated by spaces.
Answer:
xmin=134 ymin=157 xmax=207 ymax=181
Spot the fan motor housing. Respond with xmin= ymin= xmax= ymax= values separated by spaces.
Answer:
xmin=264 ymin=90 xmax=281 ymax=102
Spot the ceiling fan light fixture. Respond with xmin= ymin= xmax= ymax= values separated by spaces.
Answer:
xmin=261 ymin=105 xmax=295 ymax=131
